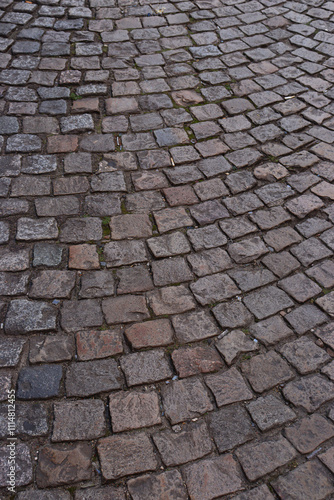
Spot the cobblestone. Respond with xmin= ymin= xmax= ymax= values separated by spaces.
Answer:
xmin=2 ymin=0 xmax=334 ymax=496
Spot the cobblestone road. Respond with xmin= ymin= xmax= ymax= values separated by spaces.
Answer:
xmin=1 ymin=0 xmax=334 ymax=497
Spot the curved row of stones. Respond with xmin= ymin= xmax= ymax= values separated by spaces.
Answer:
xmin=1 ymin=0 xmax=334 ymax=498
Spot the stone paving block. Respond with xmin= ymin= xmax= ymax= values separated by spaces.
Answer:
xmin=120 ymin=349 xmax=172 ymax=386
xmin=247 ymin=395 xmax=296 ymax=431
xmin=291 ymin=237 xmax=333 ymax=267
xmin=29 ymin=270 xmax=76 ymax=299
xmin=66 ymin=358 xmax=123 ymax=397
xmin=110 ymin=391 xmax=161 ymax=432
xmin=29 ymin=335 xmax=74 ymax=364
xmin=190 ymin=272 xmax=240 ymax=306
xmin=285 ymin=414 xmax=334 ymax=454
xmin=279 ymin=272 xmax=322 ymax=302
xmin=52 ymin=399 xmax=106 ymax=442
xmin=172 ymin=345 xmax=223 ymax=378
xmin=249 ymin=315 xmax=294 ymax=346
xmin=232 ymin=485 xmax=275 ymax=500
xmin=103 ymin=295 xmax=149 ymax=324
xmin=125 ymin=319 xmax=173 ymax=349
xmin=79 ymin=270 xmax=115 ymax=298
xmin=36 ymin=443 xmax=92 ymax=488
xmin=161 ymin=377 xmax=213 ymax=424
xmin=110 ymin=214 xmax=152 ymax=239
xmin=17 ymin=364 xmax=62 ymax=399
xmin=5 ymin=299 xmax=57 ymax=334
xmin=76 ymin=329 xmax=123 ymax=361
xmin=171 ymin=310 xmax=219 ymax=343
xmin=61 ymin=299 xmax=103 ymax=332
xmin=242 ymin=351 xmax=293 ymax=393
xmin=153 ymin=420 xmax=212 ymax=466
xmin=17 ymin=217 xmax=58 ymax=241
xmin=147 ymin=231 xmax=191 ymax=257
xmin=0 ymin=337 xmax=26 ymax=367
xmin=74 ymin=487 xmax=126 ymax=500
xmin=280 ymin=336 xmax=330 ymax=374
xmin=209 ymin=405 xmax=256 ymax=453
xmin=228 ymin=236 xmax=268 ymax=264
xmin=272 ymin=460 xmax=334 ymax=500
xmin=206 ymin=367 xmax=253 ymax=407
xmin=127 ymin=470 xmax=188 ymax=500
xmin=97 ymin=433 xmax=157 ymax=480
xmin=216 ymin=330 xmax=259 ymax=365
xmin=182 ymin=455 xmax=243 ymax=500
xmin=147 ymin=285 xmax=196 ymax=316
xmin=236 ymin=436 xmax=297 ymax=481
xmin=283 ymin=374 xmax=334 ymax=412
xmin=243 ymin=285 xmax=294 ymax=320
xmin=187 ymin=248 xmax=233 ymax=277
xmin=104 ymin=240 xmax=147 ymax=267
xmin=0 ymin=443 xmax=32 ymax=487
xmin=152 ymin=257 xmax=193 ymax=286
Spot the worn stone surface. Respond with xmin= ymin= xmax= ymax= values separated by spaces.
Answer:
xmin=209 ymin=405 xmax=256 ymax=453
xmin=3 ymin=1 xmax=334 ymax=497
xmin=236 ymin=436 xmax=297 ymax=481
xmin=109 ymin=391 xmax=161 ymax=432
xmin=247 ymin=395 xmax=296 ymax=431
xmin=97 ymin=433 xmax=158 ymax=480
xmin=128 ymin=470 xmax=188 ymax=500
xmin=52 ymin=400 xmax=106 ymax=442
xmin=272 ymin=461 xmax=334 ymax=500
xmin=36 ymin=444 xmax=92 ymax=488
xmin=242 ymin=351 xmax=294 ymax=393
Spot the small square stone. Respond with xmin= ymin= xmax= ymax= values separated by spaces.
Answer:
xmin=283 ymin=374 xmax=334 ymax=412
xmin=247 ymin=395 xmax=296 ymax=431
xmin=109 ymin=391 xmax=161 ymax=432
xmin=279 ymin=273 xmax=322 ymax=302
xmin=120 ymin=350 xmax=172 ymax=386
xmin=206 ymin=367 xmax=253 ymax=407
xmin=242 ymin=351 xmax=293 ymax=392
xmin=161 ymin=377 xmax=213 ymax=424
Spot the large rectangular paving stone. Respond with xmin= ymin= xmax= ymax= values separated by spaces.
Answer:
xmin=5 ymin=299 xmax=57 ymax=334
xmin=171 ymin=310 xmax=220 ymax=343
xmin=97 ymin=433 xmax=158 ymax=480
xmin=147 ymin=285 xmax=196 ymax=315
xmin=102 ymin=295 xmax=149 ymax=324
xmin=66 ymin=359 xmax=123 ymax=397
xmin=29 ymin=271 xmax=76 ymax=299
xmin=0 ymin=402 xmax=49 ymax=438
xmin=283 ymin=374 xmax=334 ymax=412
xmin=52 ymin=400 xmax=106 ymax=442
xmin=29 ymin=335 xmax=74 ymax=364
xmin=104 ymin=240 xmax=147 ymax=267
